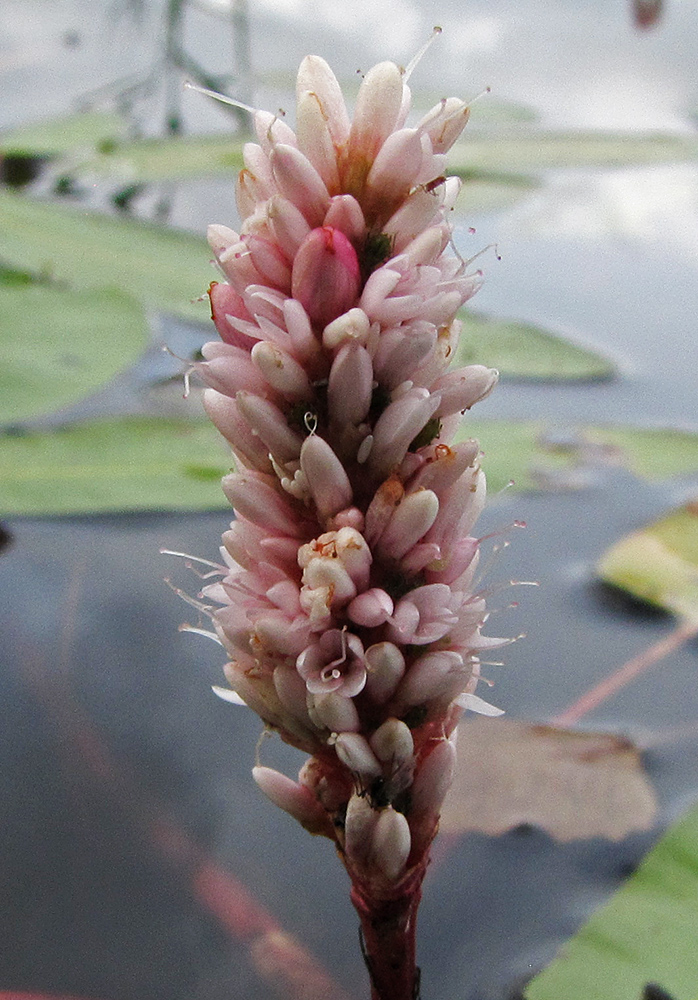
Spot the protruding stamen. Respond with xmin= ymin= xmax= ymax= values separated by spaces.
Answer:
xmin=403 ymin=26 xmax=442 ymax=82
xmin=183 ymin=80 xmax=257 ymax=116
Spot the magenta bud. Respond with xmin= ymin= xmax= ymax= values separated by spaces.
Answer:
xmin=291 ymin=227 xmax=361 ymax=329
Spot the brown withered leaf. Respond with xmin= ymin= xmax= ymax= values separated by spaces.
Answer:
xmin=439 ymin=717 xmax=657 ymax=842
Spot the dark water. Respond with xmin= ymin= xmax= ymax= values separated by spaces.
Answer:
xmin=3 ymin=1 xmax=698 ymax=998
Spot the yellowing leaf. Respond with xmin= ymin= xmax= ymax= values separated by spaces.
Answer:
xmin=440 ymin=718 xmax=657 ymax=842
xmin=597 ymin=502 xmax=698 ymax=622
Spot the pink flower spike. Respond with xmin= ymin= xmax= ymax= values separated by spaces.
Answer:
xmin=297 ymin=629 xmax=367 ymax=697
xmin=300 ymin=435 xmax=354 ymax=521
xmin=292 ymin=227 xmax=361 ymax=330
xmin=347 ymin=588 xmax=394 ymax=628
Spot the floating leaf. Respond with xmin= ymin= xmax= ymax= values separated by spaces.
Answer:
xmin=0 ymin=417 xmax=231 ymax=515
xmin=440 ymin=718 xmax=656 ymax=842
xmin=0 ymin=190 xmax=212 ymax=323
xmin=70 ymin=134 xmax=244 ymax=183
xmin=0 ymin=282 xmax=148 ymax=423
xmin=457 ymin=174 xmax=539 ymax=214
xmin=0 ymin=111 xmax=128 ymax=156
xmin=454 ymin=310 xmax=615 ymax=380
xmin=459 ymin=421 xmax=698 ymax=494
xmin=449 ymin=130 xmax=698 ymax=174
xmin=597 ymin=502 xmax=698 ymax=622
xmin=525 ymin=800 xmax=698 ymax=1000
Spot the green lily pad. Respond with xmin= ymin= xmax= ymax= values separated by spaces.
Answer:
xmin=0 ymin=281 xmax=149 ymax=423
xmin=71 ymin=134 xmax=244 ymax=183
xmin=0 ymin=416 xmax=231 ymax=515
xmin=597 ymin=502 xmax=698 ymax=621
xmin=457 ymin=174 xmax=539 ymax=214
xmin=455 ymin=310 xmax=615 ymax=380
xmin=459 ymin=421 xmax=698 ymax=494
xmin=450 ymin=130 xmax=698 ymax=174
xmin=0 ymin=111 xmax=128 ymax=156
xmin=525 ymin=800 xmax=698 ymax=1000
xmin=0 ymin=189 xmax=212 ymax=323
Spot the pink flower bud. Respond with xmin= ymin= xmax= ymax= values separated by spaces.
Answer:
xmin=222 ymin=473 xmax=306 ymax=537
xmin=322 ymin=307 xmax=371 ymax=350
xmin=345 ymin=61 xmax=404 ymax=192
xmin=270 ymin=143 xmax=330 ymax=227
xmin=364 ymin=642 xmax=405 ymax=704
xmin=291 ymin=227 xmax=361 ymax=329
xmin=202 ymin=391 xmax=273 ymax=473
xmin=308 ymin=691 xmax=361 ymax=732
xmin=370 ymin=806 xmax=411 ymax=881
xmin=378 ymin=489 xmax=440 ymax=561
xmin=344 ymin=792 xmax=379 ymax=866
xmin=296 ymin=89 xmax=341 ymax=192
xmin=236 ymin=391 xmax=304 ymax=462
xmin=333 ymin=732 xmax=382 ymax=778
xmin=369 ymin=718 xmax=414 ymax=766
xmin=208 ymin=281 xmax=256 ymax=350
xmin=296 ymin=55 xmax=351 ymax=146
xmin=300 ymin=435 xmax=354 ymax=521
xmin=328 ymin=343 xmax=373 ymax=425
xmin=250 ymin=341 xmax=313 ymax=401
xmin=394 ymin=650 xmax=468 ymax=708
xmin=412 ymin=738 xmax=457 ymax=813
xmin=347 ymin=588 xmax=394 ymax=628
xmin=416 ymin=97 xmax=471 ymax=154
xmin=323 ymin=195 xmax=366 ymax=243
xmin=431 ymin=365 xmax=499 ymax=417
xmin=253 ymin=766 xmax=328 ymax=833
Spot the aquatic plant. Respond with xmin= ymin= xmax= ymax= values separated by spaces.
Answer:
xmin=193 ymin=46 xmax=505 ymax=999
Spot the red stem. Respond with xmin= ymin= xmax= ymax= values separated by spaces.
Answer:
xmin=350 ymin=878 xmax=424 ymax=1000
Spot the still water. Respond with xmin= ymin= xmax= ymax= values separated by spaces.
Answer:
xmin=2 ymin=1 xmax=698 ymax=998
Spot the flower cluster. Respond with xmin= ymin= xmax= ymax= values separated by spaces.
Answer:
xmin=194 ymin=52 xmax=505 ymax=998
